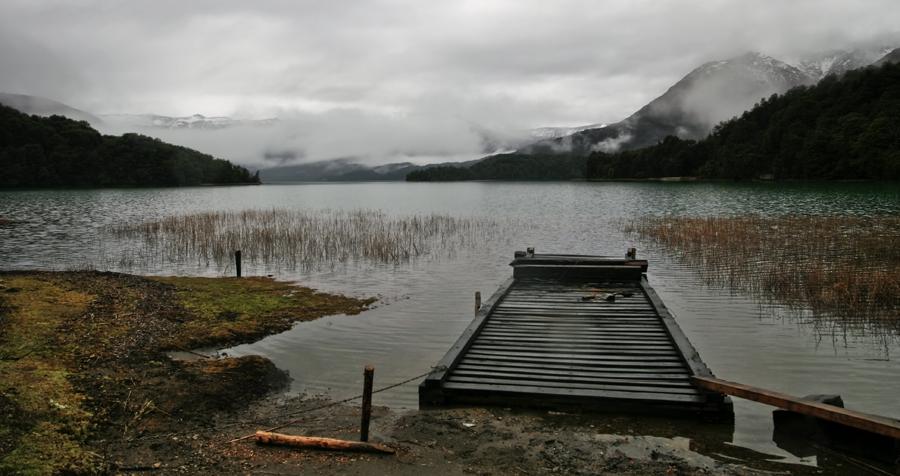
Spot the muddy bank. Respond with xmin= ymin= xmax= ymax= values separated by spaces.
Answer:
xmin=0 ymin=271 xmax=373 ymax=475
xmin=0 ymin=270 xmax=872 ymax=475
xmin=111 ymin=393 xmax=828 ymax=476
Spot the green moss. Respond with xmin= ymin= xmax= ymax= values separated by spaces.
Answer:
xmin=0 ymin=272 xmax=374 ymax=474
xmin=151 ymin=276 xmax=375 ymax=349
xmin=0 ymin=276 xmax=99 ymax=475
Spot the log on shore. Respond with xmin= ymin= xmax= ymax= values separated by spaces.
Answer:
xmin=254 ymin=431 xmax=395 ymax=454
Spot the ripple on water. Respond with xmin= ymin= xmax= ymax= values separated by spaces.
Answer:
xmin=1 ymin=181 xmax=899 ymax=464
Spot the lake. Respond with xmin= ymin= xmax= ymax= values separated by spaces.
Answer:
xmin=1 ymin=181 xmax=898 ymax=464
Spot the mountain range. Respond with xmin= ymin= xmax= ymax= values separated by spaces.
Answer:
xmin=100 ymin=113 xmax=277 ymax=130
xmin=524 ymin=46 xmax=897 ymax=156
xmin=3 ymin=45 xmax=898 ymax=181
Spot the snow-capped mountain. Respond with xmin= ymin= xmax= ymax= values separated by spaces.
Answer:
xmin=101 ymin=113 xmax=277 ymax=130
xmin=874 ymin=47 xmax=900 ymax=67
xmin=798 ymin=47 xmax=895 ymax=79
xmin=526 ymin=52 xmax=816 ymax=155
xmin=529 ymin=124 xmax=606 ymax=141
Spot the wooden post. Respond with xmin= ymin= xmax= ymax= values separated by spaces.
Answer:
xmin=474 ymin=291 xmax=481 ymax=315
xmin=360 ymin=365 xmax=374 ymax=442
xmin=235 ymin=250 xmax=242 ymax=277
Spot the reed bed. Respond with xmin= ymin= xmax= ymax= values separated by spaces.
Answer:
xmin=625 ymin=215 xmax=900 ymax=331
xmin=109 ymin=209 xmax=501 ymax=270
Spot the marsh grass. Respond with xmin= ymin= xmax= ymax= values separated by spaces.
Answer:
xmin=109 ymin=209 xmax=501 ymax=271
xmin=625 ymin=215 xmax=900 ymax=334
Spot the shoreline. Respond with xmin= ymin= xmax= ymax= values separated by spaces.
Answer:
xmin=0 ymin=270 xmax=829 ymax=474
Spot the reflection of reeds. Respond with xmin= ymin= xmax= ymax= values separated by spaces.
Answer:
xmin=110 ymin=209 xmax=499 ymax=270
xmin=625 ymin=215 xmax=900 ymax=331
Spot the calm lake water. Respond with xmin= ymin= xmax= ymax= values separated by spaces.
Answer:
xmin=1 ymin=181 xmax=898 ymax=466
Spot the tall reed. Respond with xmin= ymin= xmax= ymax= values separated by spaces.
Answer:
xmin=625 ymin=215 xmax=900 ymax=332
xmin=109 ymin=209 xmax=500 ymax=271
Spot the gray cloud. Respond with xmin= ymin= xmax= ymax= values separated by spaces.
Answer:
xmin=1 ymin=0 xmax=899 ymax=166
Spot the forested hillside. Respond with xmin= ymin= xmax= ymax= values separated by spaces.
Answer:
xmin=0 ymin=104 xmax=259 ymax=187
xmin=406 ymin=153 xmax=586 ymax=181
xmin=588 ymin=62 xmax=900 ymax=180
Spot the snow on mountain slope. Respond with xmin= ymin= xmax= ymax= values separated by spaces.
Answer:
xmin=527 ymin=52 xmax=816 ymax=155
xmin=798 ymin=47 xmax=894 ymax=79
xmin=101 ymin=113 xmax=277 ymax=130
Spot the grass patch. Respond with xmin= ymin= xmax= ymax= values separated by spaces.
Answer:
xmin=151 ymin=276 xmax=375 ymax=348
xmin=0 ymin=271 xmax=373 ymax=474
xmin=0 ymin=276 xmax=101 ymax=475
xmin=625 ymin=215 xmax=900 ymax=333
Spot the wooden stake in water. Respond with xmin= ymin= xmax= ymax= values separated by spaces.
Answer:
xmin=235 ymin=250 xmax=242 ymax=277
xmin=360 ymin=365 xmax=374 ymax=442
xmin=475 ymin=291 xmax=482 ymax=315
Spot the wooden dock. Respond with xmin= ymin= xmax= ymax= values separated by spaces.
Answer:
xmin=420 ymin=251 xmax=732 ymax=416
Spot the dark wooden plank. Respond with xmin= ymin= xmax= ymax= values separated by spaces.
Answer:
xmin=497 ymin=302 xmax=655 ymax=309
xmin=472 ymin=340 xmax=678 ymax=355
xmin=446 ymin=375 xmax=701 ymax=396
xmin=462 ymin=352 xmax=687 ymax=367
xmin=493 ymin=308 xmax=658 ymax=315
xmin=459 ymin=357 xmax=690 ymax=374
xmin=495 ymin=308 xmax=657 ymax=315
xmin=505 ymin=289 xmax=646 ymax=295
xmin=512 ymin=264 xmax=644 ymax=281
xmin=488 ymin=318 xmax=662 ymax=325
xmin=471 ymin=343 xmax=678 ymax=355
xmin=480 ymin=328 xmax=669 ymax=336
xmin=487 ymin=319 xmax=662 ymax=326
xmin=478 ymin=330 xmax=670 ymax=341
xmin=472 ymin=342 xmax=678 ymax=358
xmin=693 ymin=377 xmax=900 ymax=440
xmin=466 ymin=349 xmax=684 ymax=362
xmin=452 ymin=368 xmax=694 ymax=386
xmin=442 ymin=382 xmax=705 ymax=403
xmin=450 ymin=369 xmax=694 ymax=387
xmin=486 ymin=320 xmax=664 ymax=329
xmin=454 ymin=364 xmax=691 ymax=381
xmin=476 ymin=335 xmax=674 ymax=346
xmin=510 ymin=254 xmax=648 ymax=272
xmin=502 ymin=294 xmax=651 ymax=300
xmin=483 ymin=323 xmax=668 ymax=333
xmin=486 ymin=318 xmax=663 ymax=326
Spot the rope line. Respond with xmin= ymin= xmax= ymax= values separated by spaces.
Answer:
xmin=226 ymin=365 xmax=446 ymax=443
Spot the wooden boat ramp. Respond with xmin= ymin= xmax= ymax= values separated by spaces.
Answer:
xmin=420 ymin=250 xmax=733 ymax=417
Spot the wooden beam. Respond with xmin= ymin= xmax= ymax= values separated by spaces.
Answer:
xmin=641 ymin=277 xmax=714 ymax=379
xmin=255 ymin=431 xmax=395 ymax=454
xmin=692 ymin=376 xmax=900 ymax=440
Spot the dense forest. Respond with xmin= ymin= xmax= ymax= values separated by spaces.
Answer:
xmin=410 ymin=61 xmax=900 ymax=182
xmin=0 ymin=104 xmax=259 ymax=187
xmin=406 ymin=153 xmax=586 ymax=181
xmin=588 ymin=61 xmax=900 ymax=180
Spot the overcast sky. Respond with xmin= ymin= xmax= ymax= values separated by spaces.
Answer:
xmin=1 ymin=0 xmax=898 ymax=165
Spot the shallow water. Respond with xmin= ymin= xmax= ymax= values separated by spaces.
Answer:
xmin=1 ymin=181 xmax=898 ymax=465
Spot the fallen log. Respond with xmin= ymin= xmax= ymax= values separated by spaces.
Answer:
xmin=254 ymin=431 xmax=395 ymax=454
